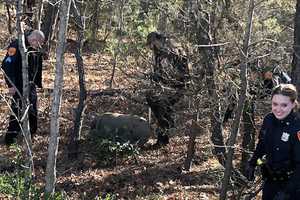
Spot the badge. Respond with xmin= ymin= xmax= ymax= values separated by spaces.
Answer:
xmin=281 ymin=132 xmax=290 ymax=142
xmin=4 ymin=57 xmax=12 ymax=63
xmin=297 ymin=131 xmax=300 ymax=141
xmin=7 ymin=47 xmax=16 ymax=56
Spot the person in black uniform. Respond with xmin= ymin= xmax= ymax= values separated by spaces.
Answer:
xmin=145 ymin=32 xmax=189 ymax=145
xmin=246 ymin=84 xmax=300 ymax=200
xmin=1 ymin=30 xmax=45 ymax=146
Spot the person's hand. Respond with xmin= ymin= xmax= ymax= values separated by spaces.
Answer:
xmin=8 ymin=87 xmax=16 ymax=95
xmin=273 ymin=191 xmax=289 ymax=200
xmin=245 ymin=164 xmax=255 ymax=181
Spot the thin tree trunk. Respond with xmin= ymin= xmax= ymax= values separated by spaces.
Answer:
xmin=184 ymin=120 xmax=203 ymax=170
xmin=68 ymin=0 xmax=87 ymax=159
xmin=110 ymin=54 xmax=117 ymax=88
xmin=292 ymin=0 xmax=300 ymax=99
xmin=17 ymin=0 xmax=32 ymax=162
xmin=138 ymin=0 xmax=149 ymax=20
xmin=219 ymin=0 xmax=255 ymax=199
xmin=34 ymin=0 xmax=43 ymax=30
xmin=6 ymin=2 xmax=12 ymax=34
xmin=45 ymin=0 xmax=71 ymax=196
xmin=109 ymin=0 xmax=124 ymax=88
xmin=16 ymin=0 xmax=34 ymax=198
xmin=41 ymin=1 xmax=59 ymax=57
xmin=240 ymin=99 xmax=256 ymax=174
xmin=90 ymin=0 xmax=100 ymax=43
xmin=158 ymin=10 xmax=167 ymax=33
xmin=196 ymin=11 xmax=225 ymax=165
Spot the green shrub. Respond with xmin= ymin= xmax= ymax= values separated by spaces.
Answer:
xmin=0 ymin=146 xmax=67 ymax=200
xmin=0 ymin=171 xmax=70 ymax=199
xmin=90 ymin=136 xmax=140 ymax=166
xmin=95 ymin=193 xmax=117 ymax=200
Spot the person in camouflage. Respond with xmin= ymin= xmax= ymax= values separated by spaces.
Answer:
xmin=146 ymin=32 xmax=189 ymax=146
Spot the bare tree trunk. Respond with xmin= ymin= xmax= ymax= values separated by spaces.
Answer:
xmin=292 ymin=0 xmax=300 ymax=100
xmin=219 ymin=0 xmax=255 ymax=199
xmin=90 ymin=0 xmax=100 ymax=42
xmin=184 ymin=120 xmax=203 ymax=170
xmin=138 ymin=0 xmax=149 ymax=20
xmin=68 ymin=0 xmax=87 ymax=159
xmin=33 ymin=0 xmax=43 ymax=30
xmin=196 ymin=10 xmax=225 ymax=164
xmin=17 ymin=0 xmax=33 ymax=175
xmin=240 ymin=99 xmax=255 ymax=174
xmin=45 ymin=0 xmax=71 ymax=196
xmin=16 ymin=0 xmax=34 ymax=198
xmin=5 ymin=2 xmax=13 ymax=34
xmin=109 ymin=0 xmax=124 ymax=88
xmin=157 ymin=10 xmax=167 ymax=33
xmin=110 ymin=53 xmax=117 ymax=88
xmin=41 ymin=1 xmax=59 ymax=57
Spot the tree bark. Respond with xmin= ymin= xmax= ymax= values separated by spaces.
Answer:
xmin=68 ymin=0 xmax=87 ymax=159
xmin=45 ymin=0 xmax=71 ymax=196
xmin=219 ymin=0 xmax=255 ymax=199
xmin=292 ymin=0 xmax=300 ymax=100
xmin=17 ymin=0 xmax=33 ymax=172
xmin=196 ymin=10 xmax=225 ymax=165
xmin=33 ymin=0 xmax=43 ymax=30
xmin=89 ymin=0 xmax=100 ymax=43
xmin=184 ymin=120 xmax=203 ymax=171
xmin=41 ymin=0 xmax=59 ymax=56
xmin=5 ymin=2 xmax=13 ymax=34
xmin=16 ymin=0 xmax=34 ymax=198
xmin=240 ymin=99 xmax=256 ymax=174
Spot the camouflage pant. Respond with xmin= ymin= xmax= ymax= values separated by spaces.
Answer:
xmin=146 ymin=89 xmax=184 ymax=131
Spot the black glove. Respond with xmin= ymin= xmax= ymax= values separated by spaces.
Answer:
xmin=273 ymin=192 xmax=289 ymax=200
xmin=245 ymin=164 xmax=255 ymax=181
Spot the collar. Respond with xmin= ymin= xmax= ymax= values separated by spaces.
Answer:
xmin=271 ymin=111 xmax=296 ymax=126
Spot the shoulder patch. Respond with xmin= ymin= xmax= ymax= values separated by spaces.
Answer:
xmin=7 ymin=47 xmax=16 ymax=56
xmin=297 ymin=131 xmax=300 ymax=141
xmin=4 ymin=57 xmax=12 ymax=63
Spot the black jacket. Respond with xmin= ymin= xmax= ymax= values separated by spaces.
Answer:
xmin=249 ymin=112 xmax=300 ymax=193
xmin=1 ymin=37 xmax=43 ymax=92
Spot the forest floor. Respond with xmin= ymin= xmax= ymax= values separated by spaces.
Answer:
xmin=0 ymin=15 xmax=268 ymax=200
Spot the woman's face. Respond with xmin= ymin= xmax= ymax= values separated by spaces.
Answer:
xmin=272 ymin=94 xmax=295 ymax=120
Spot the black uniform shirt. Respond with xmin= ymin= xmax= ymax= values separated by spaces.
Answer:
xmin=250 ymin=112 xmax=300 ymax=167
xmin=1 ymin=37 xmax=43 ymax=92
xmin=250 ymin=111 xmax=300 ymax=192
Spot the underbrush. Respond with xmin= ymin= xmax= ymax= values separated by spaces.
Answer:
xmin=89 ymin=135 xmax=140 ymax=167
xmin=0 ymin=170 xmax=68 ymax=200
xmin=0 ymin=145 xmax=67 ymax=199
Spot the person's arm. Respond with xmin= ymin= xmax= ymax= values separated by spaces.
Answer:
xmin=245 ymin=115 xmax=269 ymax=181
xmin=1 ymin=41 xmax=19 ymax=90
xmin=2 ymin=56 xmax=15 ymax=88
xmin=248 ymin=115 xmax=269 ymax=167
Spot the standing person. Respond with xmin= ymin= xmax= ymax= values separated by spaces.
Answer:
xmin=246 ymin=84 xmax=300 ymax=200
xmin=145 ymin=32 xmax=189 ymax=146
xmin=1 ymin=30 xmax=45 ymax=146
